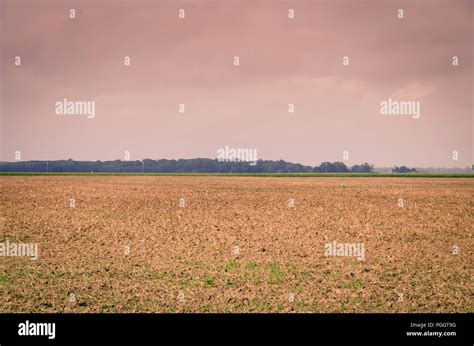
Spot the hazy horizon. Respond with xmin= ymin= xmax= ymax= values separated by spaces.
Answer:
xmin=0 ymin=158 xmax=472 ymax=172
xmin=1 ymin=0 xmax=472 ymax=167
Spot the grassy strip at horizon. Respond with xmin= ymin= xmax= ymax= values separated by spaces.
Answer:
xmin=0 ymin=172 xmax=473 ymax=178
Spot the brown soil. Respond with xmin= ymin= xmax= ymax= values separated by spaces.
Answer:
xmin=0 ymin=176 xmax=472 ymax=312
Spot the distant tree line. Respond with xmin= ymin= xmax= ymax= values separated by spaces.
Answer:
xmin=313 ymin=162 xmax=373 ymax=173
xmin=0 ymin=159 xmax=381 ymax=173
xmin=392 ymin=165 xmax=417 ymax=173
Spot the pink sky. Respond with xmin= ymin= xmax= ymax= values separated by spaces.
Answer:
xmin=1 ymin=0 xmax=472 ymax=167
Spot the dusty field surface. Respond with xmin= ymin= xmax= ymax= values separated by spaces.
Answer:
xmin=0 ymin=176 xmax=472 ymax=313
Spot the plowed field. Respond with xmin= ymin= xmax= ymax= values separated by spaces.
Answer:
xmin=1 ymin=176 xmax=472 ymax=312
